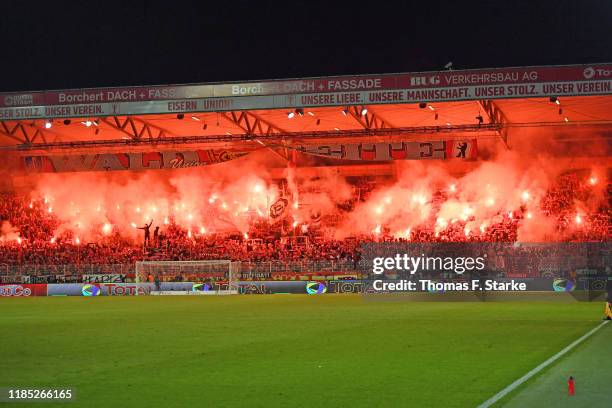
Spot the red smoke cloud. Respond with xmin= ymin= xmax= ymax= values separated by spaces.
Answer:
xmin=2 ymin=131 xmax=608 ymax=243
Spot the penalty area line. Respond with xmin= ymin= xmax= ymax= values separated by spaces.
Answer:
xmin=477 ymin=319 xmax=609 ymax=408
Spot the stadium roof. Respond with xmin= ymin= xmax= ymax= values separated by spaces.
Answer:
xmin=0 ymin=63 xmax=610 ymax=155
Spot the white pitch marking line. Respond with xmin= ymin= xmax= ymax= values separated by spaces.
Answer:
xmin=477 ymin=320 xmax=609 ymax=408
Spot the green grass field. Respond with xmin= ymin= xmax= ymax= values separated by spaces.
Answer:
xmin=0 ymin=295 xmax=607 ymax=407
xmin=501 ymin=319 xmax=611 ymax=407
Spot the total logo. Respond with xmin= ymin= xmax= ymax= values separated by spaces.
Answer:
xmin=552 ymin=278 xmax=575 ymax=292
xmin=306 ymin=282 xmax=327 ymax=295
xmin=583 ymin=67 xmax=611 ymax=79
xmin=192 ymin=283 xmax=211 ymax=292
xmin=82 ymin=284 xmax=101 ymax=296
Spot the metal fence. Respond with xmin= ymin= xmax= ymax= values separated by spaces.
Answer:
xmin=0 ymin=260 xmax=365 ymax=283
xmin=240 ymin=259 xmax=364 ymax=274
xmin=0 ymin=264 xmax=134 ymax=283
xmin=0 ymin=264 xmax=133 ymax=277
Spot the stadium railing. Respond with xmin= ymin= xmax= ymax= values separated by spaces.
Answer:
xmin=0 ymin=260 xmax=366 ymax=283
xmin=240 ymin=259 xmax=364 ymax=274
xmin=0 ymin=264 xmax=132 ymax=282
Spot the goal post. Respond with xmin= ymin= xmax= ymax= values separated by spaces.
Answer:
xmin=135 ymin=260 xmax=240 ymax=294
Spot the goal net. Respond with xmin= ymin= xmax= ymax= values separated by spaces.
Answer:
xmin=135 ymin=260 xmax=240 ymax=293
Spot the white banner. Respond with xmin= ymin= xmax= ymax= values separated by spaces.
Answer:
xmin=296 ymin=139 xmax=478 ymax=161
xmin=82 ymin=274 xmax=126 ymax=283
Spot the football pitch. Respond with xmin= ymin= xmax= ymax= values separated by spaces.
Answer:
xmin=0 ymin=295 xmax=609 ymax=407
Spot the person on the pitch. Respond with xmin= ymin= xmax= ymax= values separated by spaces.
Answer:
xmin=138 ymin=220 xmax=154 ymax=247
xmin=567 ymin=376 xmax=575 ymax=396
xmin=604 ymin=301 xmax=612 ymax=320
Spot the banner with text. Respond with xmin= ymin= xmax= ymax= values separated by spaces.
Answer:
xmin=23 ymin=149 xmax=249 ymax=173
xmin=0 ymin=64 xmax=609 ymax=120
xmin=0 ymin=284 xmax=48 ymax=296
xmin=18 ymin=278 xmax=612 ymax=297
xmin=296 ymin=139 xmax=477 ymax=161
xmin=82 ymin=274 xmax=126 ymax=283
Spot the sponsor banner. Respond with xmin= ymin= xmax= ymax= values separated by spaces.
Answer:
xmin=82 ymin=274 xmax=126 ymax=283
xmin=0 ymin=81 xmax=609 ymax=121
xmin=234 ymin=281 xmax=306 ymax=294
xmin=22 ymin=149 xmax=249 ymax=173
xmin=1 ymin=64 xmax=610 ymax=108
xmin=44 ymin=281 xmax=310 ymax=296
xmin=47 ymin=282 xmax=194 ymax=296
xmin=1 ymin=81 xmax=611 ymax=120
xmin=257 ymin=278 xmax=603 ymax=294
xmin=150 ymin=290 xmax=238 ymax=295
xmin=296 ymin=139 xmax=477 ymax=161
xmin=363 ymin=277 xmax=612 ymax=294
xmin=222 ymin=275 xmax=604 ymax=295
xmin=0 ymin=65 xmax=609 ymax=120
xmin=0 ymin=284 xmax=47 ymax=296
xmin=0 ymin=91 xmax=46 ymax=107
xmin=13 ymin=277 xmax=612 ymax=297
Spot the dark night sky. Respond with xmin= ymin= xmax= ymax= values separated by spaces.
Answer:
xmin=1 ymin=0 xmax=610 ymax=91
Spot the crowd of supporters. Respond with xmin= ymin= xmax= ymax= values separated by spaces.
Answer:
xmin=0 ymin=173 xmax=609 ymax=269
